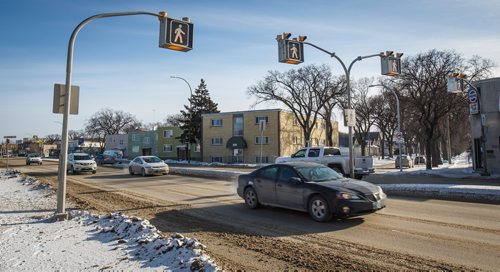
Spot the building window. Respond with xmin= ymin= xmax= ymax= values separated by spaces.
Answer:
xmin=163 ymin=130 xmax=173 ymax=138
xmin=293 ymin=118 xmax=299 ymax=126
xmin=256 ymin=156 xmax=269 ymax=163
xmin=112 ymin=138 xmax=116 ymax=143
xmin=211 ymin=156 xmax=223 ymax=163
xmin=195 ymin=144 xmax=201 ymax=152
xmin=144 ymin=137 xmax=150 ymax=144
xmin=255 ymin=136 xmax=269 ymax=144
xmin=255 ymin=116 xmax=269 ymax=124
xmin=211 ymin=119 xmax=223 ymax=127
xmin=163 ymin=144 xmax=173 ymax=152
xmin=233 ymin=115 xmax=244 ymax=136
xmin=211 ymin=137 xmax=223 ymax=145
xmin=119 ymin=139 xmax=124 ymax=145
xmin=131 ymin=134 xmax=138 ymax=142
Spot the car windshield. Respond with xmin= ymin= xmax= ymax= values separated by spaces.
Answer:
xmin=143 ymin=157 xmax=162 ymax=163
xmin=74 ymin=155 xmax=91 ymax=160
xmin=295 ymin=165 xmax=343 ymax=182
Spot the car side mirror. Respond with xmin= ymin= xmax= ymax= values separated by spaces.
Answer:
xmin=289 ymin=177 xmax=302 ymax=184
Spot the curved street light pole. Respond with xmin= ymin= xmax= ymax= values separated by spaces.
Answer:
xmin=369 ymin=84 xmax=402 ymax=172
xmin=303 ymin=42 xmax=382 ymax=178
xmin=170 ymin=76 xmax=193 ymax=164
xmin=56 ymin=11 xmax=166 ymax=220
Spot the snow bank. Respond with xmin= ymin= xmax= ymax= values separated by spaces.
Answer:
xmin=0 ymin=170 xmax=220 ymax=271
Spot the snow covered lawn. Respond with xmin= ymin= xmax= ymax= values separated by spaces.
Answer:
xmin=0 ymin=170 xmax=219 ymax=271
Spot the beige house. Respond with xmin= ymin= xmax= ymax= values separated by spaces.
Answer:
xmin=201 ymin=109 xmax=338 ymax=164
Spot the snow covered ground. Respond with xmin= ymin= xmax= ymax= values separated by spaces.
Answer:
xmin=0 ymin=170 xmax=220 ymax=272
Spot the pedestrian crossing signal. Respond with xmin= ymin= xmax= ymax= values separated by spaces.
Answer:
xmin=278 ymin=39 xmax=304 ymax=64
xmin=159 ymin=17 xmax=193 ymax=52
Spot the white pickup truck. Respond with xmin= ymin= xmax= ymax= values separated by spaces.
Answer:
xmin=275 ymin=146 xmax=374 ymax=179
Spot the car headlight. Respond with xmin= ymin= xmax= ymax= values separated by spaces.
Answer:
xmin=337 ymin=192 xmax=361 ymax=200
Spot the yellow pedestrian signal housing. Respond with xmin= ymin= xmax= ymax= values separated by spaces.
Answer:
xmin=277 ymin=33 xmax=304 ymax=65
xmin=159 ymin=17 xmax=193 ymax=52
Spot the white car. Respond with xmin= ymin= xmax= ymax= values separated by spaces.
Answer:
xmin=67 ymin=153 xmax=97 ymax=174
xmin=26 ymin=153 xmax=43 ymax=165
xmin=128 ymin=156 xmax=169 ymax=176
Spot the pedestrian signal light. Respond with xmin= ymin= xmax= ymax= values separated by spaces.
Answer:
xmin=159 ymin=17 xmax=194 ymax=52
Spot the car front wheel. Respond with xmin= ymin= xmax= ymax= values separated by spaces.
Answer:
xmin=244 ymin=187 xmax=259 ymax=209
xmin=308 ymin=195 xmax=332 ymax=222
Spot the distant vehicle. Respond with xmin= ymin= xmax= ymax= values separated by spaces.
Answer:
xmin=414 ymin=155 xmax=426 ymax=165
xmin=128 ymin=156 xmax=169 ymax=177
xmin=101 ymin=150 xmax=124 ymax=165
xmin=237 ymin=162 xmax=386 ymax=222
xmin=26 ymin=153 xmax=42 ymax=165
xmin=395 ymin=154 xmax=414 ymax=168
xmin=275 ymin=146 xmax=374 ymax=179
xmin=67 ymin=153 xmax=97 ymax=174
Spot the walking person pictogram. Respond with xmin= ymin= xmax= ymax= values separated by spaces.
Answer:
xmin=391 ymin=60 xmax=398 ymax=73
xmin=290 ymin=44 xmax=299 ymax=59
xmin=174 ymin=24 xmax=185 ymax=44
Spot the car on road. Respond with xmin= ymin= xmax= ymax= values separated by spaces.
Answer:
xmin=395 ymin=155 xmax=414 ymax=168
xmin=128 ymin=156 xmax=169 ymax=176
xmin=67 ymin=153 xmax=97 ymax=174
xmin=26 ymin=153 xmax=42 ymax=165
xmin=237 ymin=162 xmax=386 ymax=222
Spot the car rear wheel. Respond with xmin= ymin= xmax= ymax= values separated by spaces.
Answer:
xmin=244 ymin=187 xmax=259 ymax=209
xmin=308 ymin=195 xmax=332 ymax=222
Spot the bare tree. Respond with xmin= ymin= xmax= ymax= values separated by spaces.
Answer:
xmin=349 ymin=78 xmax=376 ymax=156
xmin=318 ymin=77 xmax=346 ymax=146
xmin=397 ymin=50 xmax=494 ymax=169
xmin=371 ymin=92 xmax=398 ymax=158
xmin=248 ymin=64 xmax=340 ymax=146
xmin=44 ymin=134 xmax=61 ymax=144
xmin=85 ymin=108 xmax=141 ymax=150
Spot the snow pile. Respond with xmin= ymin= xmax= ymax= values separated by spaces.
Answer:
xmin=380 ymin=183 xmax=500 ymax=202
xmin=0 ymin=170 xmax=220 ymax=271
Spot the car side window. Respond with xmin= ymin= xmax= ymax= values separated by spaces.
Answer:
xmin=277 ymin=166 xmax=298 ymax=183
xmin=292 ymin=149 xmax=306 ymax=158
xmin=133 ymin=158 xmax=142 ymax=164
xmin=258 ymin=166 xmax=278 ymax=180
xmin=308 ymin=149 xmax=320 ymax=157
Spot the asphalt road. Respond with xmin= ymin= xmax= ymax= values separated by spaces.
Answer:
xmin=7 ymin=160 xmax=500 ymax=271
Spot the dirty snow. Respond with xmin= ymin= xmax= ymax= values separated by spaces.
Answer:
xmin=0 ymin=170 xmax=219 ymax=272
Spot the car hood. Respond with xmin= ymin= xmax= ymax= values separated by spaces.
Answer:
xmin=146 ymin=162 xmax=166 ymax=167
xmin=312 ymin=178 xmax=380 ymax=195
xmin=74 ymin=160 xmax=95 ymax=164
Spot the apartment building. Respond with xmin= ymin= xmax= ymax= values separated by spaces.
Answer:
xmin=105 ymin=134 xmax=128 ymax=157
xmin=201 ymin=109 xmax=337 ymax=164
xmin=157 ymin=126 xmax=201 ymax=161
xmin=127 ymin=130 xmax=158 ymax=158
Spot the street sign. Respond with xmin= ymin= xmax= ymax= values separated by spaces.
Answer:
xmin=381 ymin=56 xmax=401 ymax=76
xmin=159 ymin=17 xmax=193 ymax=52
xmin=468 ymin=88 xmax=479 ymax=115
xmin=395 ymin=132 xmax=404 ymax=144
xmin=278 ymin=39 xmax=304 ymax=64
xmin=53 ymin=84 xmax=80 ymax=114
xmin=344 ymin=109 xmax=356 ymax=127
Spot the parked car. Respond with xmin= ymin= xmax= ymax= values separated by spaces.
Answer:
xmin=101 ymin=150 xmax=124 ymax=164
xmin=395 ymin=154 xmax=414 ymax=168
xmin=414 ymin=155 xmax=426 ymax=165
xmin=237 ymin=162 xmax=386 ymax=222
xmin=67 ymin=153 xmax=97 ymax=174
xmin=275 ymin=146 xmax=374 ymax=179
xmin=26 ymin=153 xmax=42 ymax=165
xmin=128 ymin=156 xmax=169 ymax=176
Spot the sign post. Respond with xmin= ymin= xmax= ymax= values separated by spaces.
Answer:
xmin=3 ymin=136 xmax=16 ymax=169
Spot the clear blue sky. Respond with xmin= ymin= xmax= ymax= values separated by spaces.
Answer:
xmin=1 ymin=0 xmax=499 ymax=140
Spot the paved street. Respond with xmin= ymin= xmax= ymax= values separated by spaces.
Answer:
xmin=8 ymin=159 xmax=500 ymax=271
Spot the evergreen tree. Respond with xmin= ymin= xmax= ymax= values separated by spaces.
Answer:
xmin=178 ymin=79 xmax=219 ymax=145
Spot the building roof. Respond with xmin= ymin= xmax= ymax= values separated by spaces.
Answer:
xmin=201 ymin=108 xmax=283 ymax=117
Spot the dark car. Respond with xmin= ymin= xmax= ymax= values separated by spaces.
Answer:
xmin=237 ymin=162 xmax=386 ymax=222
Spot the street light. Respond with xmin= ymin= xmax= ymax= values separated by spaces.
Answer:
xmin=170 ymin=76 xmax=193 ymax=164
xmin=276 ymin=32 xmax=402 ymax=178
xmin=369 ymin=84 xmax=403 ymax=172
xmin=55 ymin=11 xmax=173 ymax=221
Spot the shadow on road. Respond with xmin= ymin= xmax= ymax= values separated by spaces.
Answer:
xmin=149 ymin=203 xmax=366 ymax=238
